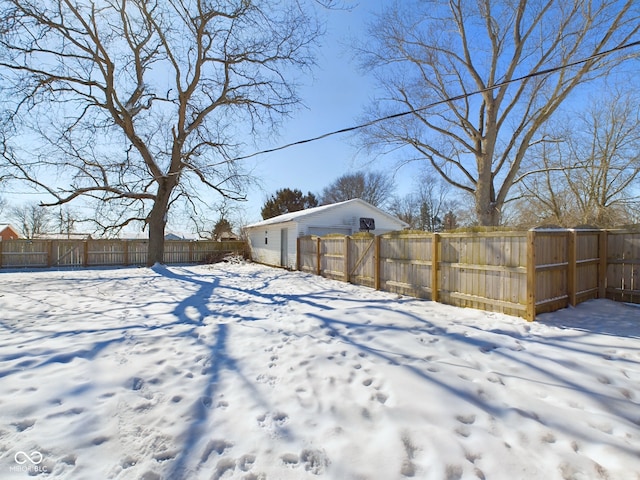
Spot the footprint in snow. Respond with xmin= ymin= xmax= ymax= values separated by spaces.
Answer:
xmin=456 ymin=414 xmax=476 ymax=425
xmin=202 ymin=439 xmax=234 ymax=462
xmin=140 ymin=471 xmax=161 ymax=480
xmin=13 ymin=418 xmax=36 ymax=432
xmin=211 ymin=458 xmax=236 ymax=480
xmin=127 ymin=377 xmax=144 ymax=391
xmin=238 ymin=454 xmax=256 ymax=472
xmin=120 ymin=456 xmax=137 ymax=469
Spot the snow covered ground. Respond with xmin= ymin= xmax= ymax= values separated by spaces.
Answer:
xmin=0 ymin=262 xmax=638 ymax=480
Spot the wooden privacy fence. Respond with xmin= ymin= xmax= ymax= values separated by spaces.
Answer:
xmin=0 ymin=239 xmax=247 ymax=269
xmin=297 ymin=229 xmax=640 ymax=321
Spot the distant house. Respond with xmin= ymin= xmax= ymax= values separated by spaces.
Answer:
xmin=244 ymin=198 xmax=409 ymax=269
xmin=217 ymin=230 xmax=239 ymax=241
xmin=34 ymin=232 xmax=93 ymax=240
xmin=164 ymin=233 xmax=184 ymax=241
xmin=0 ymin=224 xmax=20 ymax=241
xmin=117 ymin=231 xmax=196 ymax=240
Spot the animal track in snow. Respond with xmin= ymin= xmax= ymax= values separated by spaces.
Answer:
xmin=257 ymin=411 xmax=290 ymax=438
xmin=281 ymin=449 xmax=330 ymax=475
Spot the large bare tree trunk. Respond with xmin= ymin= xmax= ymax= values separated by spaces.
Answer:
xmin=147 ymin=207 xmax=167 ymax=267
xmin=146 ymin=178 xmax=175 ymax=266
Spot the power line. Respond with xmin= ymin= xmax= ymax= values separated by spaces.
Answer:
xmin=234 ymin=40 xmax=640 ymax=162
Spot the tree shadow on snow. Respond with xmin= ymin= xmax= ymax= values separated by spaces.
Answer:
xmin=5 ymin=264 xmax=639 ymax=477
xmin=537 ymin=298 xmax=640 ymax=339
xmin=152 ymin=265 xmax=295 ymax=480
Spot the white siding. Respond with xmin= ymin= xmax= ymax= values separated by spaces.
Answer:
xmin=247 ymin=222 xmax=297 ymax=269
xmin=244 ymin=199 xmax=408 ymax=269
xmin=295 ymin=202 xmax=405 ymax=236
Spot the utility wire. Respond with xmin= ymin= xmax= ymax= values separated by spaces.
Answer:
xmin=234 ymin=39 xmax=640 ymax=162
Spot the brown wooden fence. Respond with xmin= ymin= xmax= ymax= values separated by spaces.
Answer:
xmin=0 ymin=239 xmax=247 ymax=269
xmin=298 ymin=229 xmax=640 ymax=320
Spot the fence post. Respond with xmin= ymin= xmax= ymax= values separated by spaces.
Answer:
xmin=46 ymin=240 xmax=53 ymax=268
xmin=316 ymin=237 xmax=321 ymax=276
xmin=0 ymin=241 xmax=3 ymax=269
xmin=526 ymin=230 xmax=537 ymax=321
xmin=374 ymin=235 xmax=381 ymax=290
xmin=431 ymin=233 xmax=440 ymax=303
xmin=344 ymin=236 xmax=350 ymax=283
xmin=83 ymin=240 xmax=89 ymax=267
xmin=123 ymin=240 xmax=129 ymax=266
xmin=598 ymin=229 xmax=608 ymax=299
xmin=296 ymin=237 xmax=301 ymax=271
xmin=567 ymin=229 xmax=577 ymax=306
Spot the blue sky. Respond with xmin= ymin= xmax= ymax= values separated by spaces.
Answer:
xmin=4 ymin=1 xmax=639 ymax=236
xmin=235 ymin=0 xmax=418 ymax=225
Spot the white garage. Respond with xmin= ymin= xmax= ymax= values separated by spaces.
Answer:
xmin=244 ymin=198 xmax=409 ymax=269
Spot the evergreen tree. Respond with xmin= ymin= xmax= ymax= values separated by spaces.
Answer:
xmin=261 ymin=189 xmax=318 ymax=220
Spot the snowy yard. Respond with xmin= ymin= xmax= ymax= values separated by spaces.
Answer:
xmin=0 ymin=262 xmax=639 ymax=480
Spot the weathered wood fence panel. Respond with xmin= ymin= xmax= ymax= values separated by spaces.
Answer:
xmin=533 ymin=230 xmax=607 ymax=314
xmin=297 ymin=236 xmax=319 ymax=275
xmin=439 ymin=232 xmax=528 ymax=318
xmin=534 ymin=231 xmax=569 ymax=314
xmin=574 ymin=231 xmax=601 ymax=304
xmin=296 ymin=229 xmax=640 ymax=321
xmin=0 ymin=240 xmax=50 ymax=268
xmin=606 ymin=231 xmax=640 ymax=302
xmin=379 ymin=233 xmax=433 ymax=299
xmin=87 ymin=240 xmax=129 ymax=266
xmin=319 ymin=236 xmax=345 ymax=281
xmin=348 ymin=234 xmax=376 ymax=288
xmin=0 ymin=239 xmax=246 ymax=269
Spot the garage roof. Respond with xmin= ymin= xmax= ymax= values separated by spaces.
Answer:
xmin=245 ymin=198 xmax=408 ymax=229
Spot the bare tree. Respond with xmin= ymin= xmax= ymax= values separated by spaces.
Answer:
xmin=514 ymin=86 xmax=640 ymax=227
xmin=321 ymin=171 xmax=395 ymax=207
xmin=54 ymin=206 xmax=78 ymax=238
xmin=358 ymin=0 xmax=640 ymax=226
xmin=0 ymin=0 xmax=321 ymax=265
xmin=189 ymin=197 xmax=236 ymax=240
xmin=390 ymin=173 xmax=456 ymax=231
xmin=10 ymin=202 xmax=51 ymax=239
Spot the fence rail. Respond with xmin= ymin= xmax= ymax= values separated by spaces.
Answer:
xmin=0 ymin=239 xmax=247 ymax=269
xmin=297 ymin=229 xmax=640 ymax=320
